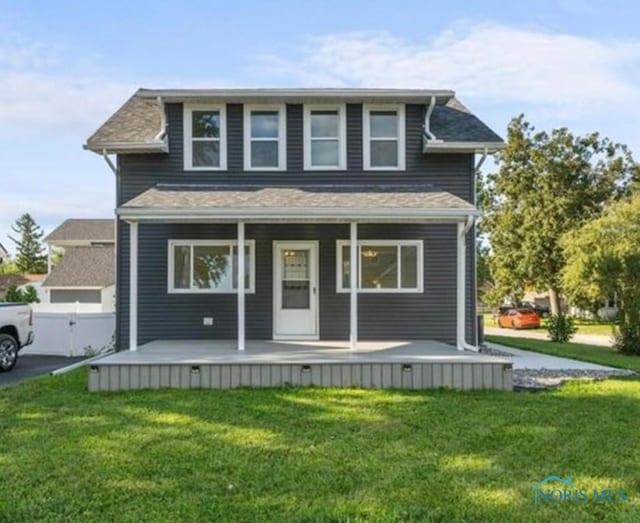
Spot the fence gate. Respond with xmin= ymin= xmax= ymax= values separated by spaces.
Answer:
xmin=22 ymin=312 xmax=115 ymax=357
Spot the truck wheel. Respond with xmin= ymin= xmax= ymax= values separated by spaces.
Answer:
xmin=0 ymin=333 xmax=18 ymax=372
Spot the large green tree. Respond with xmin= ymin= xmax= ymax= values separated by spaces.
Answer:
xmin=481 ymin=116 xmax=639 ymax=314
xmin=562 ymin=194 xmax=640 ymax=353
xmin=8 ymin=213 xmax=47 ymax=274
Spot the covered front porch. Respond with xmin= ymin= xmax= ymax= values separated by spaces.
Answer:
xmin=89 ymin=339 xmax=513 ymax=391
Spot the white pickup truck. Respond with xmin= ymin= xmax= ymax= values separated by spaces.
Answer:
xmin=0 ymin=303 xmax=35 ymax=372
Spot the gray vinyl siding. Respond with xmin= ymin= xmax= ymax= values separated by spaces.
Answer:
xmin=115 ymin=102 xmax=478 ymax=349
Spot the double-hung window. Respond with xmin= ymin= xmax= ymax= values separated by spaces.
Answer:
xmin=168 ymin=240 xmax=255 ymax=293
xmin=303 ymin=105 xmax=346 ymax=169
xmin=336 ymin=240 xmax=423 ymax=293
xmin=183 ymin=104 xmax=227 ymax=170
xmin=363 ymin=104 xmax=405 ymax=170
xmin=244 ymin=105 xmax=286 ymax=170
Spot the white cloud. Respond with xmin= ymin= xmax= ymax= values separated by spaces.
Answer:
xmin=254 ymin=23 xmax=640 ymax=112
xmin=0 ymin=34 xmax=133 ymax=134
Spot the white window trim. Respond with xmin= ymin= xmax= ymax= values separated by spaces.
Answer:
xmin=167 ymin=239 xmax=256 ymax=294
xmin=303 ymin=104 xmax=347 ymax=170
xmin=336 ymin=239 xmax=423 ymax=293
xmin=183 ymin=103 xmax=227 ymax=171
xmin=243 ymin=104 xmax=287 ymax=171
xmin=362 ymin=104 xmax=406 ymax=171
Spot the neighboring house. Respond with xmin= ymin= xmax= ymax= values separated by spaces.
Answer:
xmin=0 ymin=242 xmax=8 ymax=264
xmin=84 ymin=88 xmax=503 ymax=351
xmin=521 ymin=290 xmax=617 ymax=321
xmin=38 ymin=219 xmax=115 ymax=312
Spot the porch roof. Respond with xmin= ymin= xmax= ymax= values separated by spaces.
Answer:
xmin=118 ymin=183 xmax=478 ymax=222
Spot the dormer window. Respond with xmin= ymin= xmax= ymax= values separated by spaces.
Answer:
xmin=244 ymin=105 xmax=286 ymax=170
xmin=183 ymin=104 xmax=227 ymax=170
xmin=363 ymin=104 xmax=405 ymax=170
xmin=303 ymin=105 xmax=346 ymax=170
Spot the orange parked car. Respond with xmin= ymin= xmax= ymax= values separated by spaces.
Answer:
xmin=496 ymin=307 xmax=541 ymax=329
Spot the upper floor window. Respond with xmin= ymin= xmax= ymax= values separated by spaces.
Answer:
xmin=303 ymin=105 xmax=346 ymax=170
xmin=183 ymin=104 xmax=227 ymax=170
xmin=362 ymin=104 xmax=405 ymax=170
xmin=244 ymin=105 xmax=286 ymax=170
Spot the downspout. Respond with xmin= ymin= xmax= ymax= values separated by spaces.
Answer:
xmin=457 ymin=214 xmax=479 ymax=352
xmin=472 ymin=147 xmax=488 ymax=347
xmin=102 ymin=150 xmax=117 ymax=175
xmin=153 ymin=96 xmax=167 ymax=142
xmin=423 ymin=96 xmax=438 ymax=141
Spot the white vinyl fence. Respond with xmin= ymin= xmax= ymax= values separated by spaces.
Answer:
xmin=22 ymin=312 xmax=115 ymax=357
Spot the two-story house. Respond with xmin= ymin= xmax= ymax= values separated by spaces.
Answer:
xmin=84 ymin=88 xmax=504 ymax=388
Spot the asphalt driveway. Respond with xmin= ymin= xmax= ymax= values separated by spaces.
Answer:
xmin=0 ymin=355 xmax=85 ymax=386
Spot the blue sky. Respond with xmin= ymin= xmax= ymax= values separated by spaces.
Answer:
xmin=1 ymin=0 xmax=639 ymax=251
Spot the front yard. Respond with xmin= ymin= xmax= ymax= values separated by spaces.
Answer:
xmin=2 ymin=372 xmax=640 ymax=521
xmin=485 ymin=335 xmax=640 ymax=372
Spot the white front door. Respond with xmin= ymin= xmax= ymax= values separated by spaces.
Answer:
xmin=273 ymin=241 xmax=319 ymax=339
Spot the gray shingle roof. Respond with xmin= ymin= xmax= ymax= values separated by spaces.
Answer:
xmin=43 ymin=246 xmax=114 ymax=288
xmin=45 ymin=219 xmax=115 ymax=243
xmin=85 ymin=94 xmax=166 ymax=153
xmin=430 ymin=98 xmax=503 ymax=143
xmin=86 ymin=88 xmax=502 ymax=153
xmin=121 ymin=184 xmax=475 ymax=212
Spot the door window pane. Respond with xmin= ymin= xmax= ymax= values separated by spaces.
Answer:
xmin=282 ymin=281 xmax=310 ymax=309
xmin=283 ymin=250 xmax=309 ymax=280
xmin=370 ymin=141 xmax=398 ymax=167
xmin=251 ymin=112 xmax=279 ymax=138
xmin=192 ymin=141 xmax=220 ymax=167
xmin=251 ymin=141 xmax=278 ymax=167
xmin=370 ymin=111 xmax=398 ymax=137
xmin=361 ymin=246 xmax=397 ymax=289
xmin=173 ymin=246 xmax=191 ymax=289
xmin=193 ymin=245 xmax=232 ymax=289
xmin=401 ymin=245 xmax=418 ymax=289
xmin=192 ymin=111 xmax=220 ymax=138
xmin=311 ymin=112 xmax=339 ymax=137
xmin=311 ymin=140 xmax=339 ymax=166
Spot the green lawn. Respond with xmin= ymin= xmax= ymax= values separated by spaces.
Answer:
xmin=2 ymin=373 xmax=640 ymax=521
xmin=486 ymin=335 xmax=640 ymax=372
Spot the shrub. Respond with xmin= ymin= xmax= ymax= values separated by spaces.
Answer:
xmin=3 ymin=284 xmax=40 ymax=304
xmin=615 ymin=324 xmax=640 ymax=355
xmin=547 ymin=314 xmax=577 ymax=343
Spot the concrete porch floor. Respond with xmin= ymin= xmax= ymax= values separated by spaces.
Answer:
xmin=97 ymin=339 xmax=510 ymax=365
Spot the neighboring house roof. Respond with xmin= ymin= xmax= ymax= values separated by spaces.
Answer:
xmin=43 ymin=246 xmax=115 ymax=288
xmin=118 ymin=183 xmax=476 ymax=220
xmin=85 ymin=88 xmax=503 ymax=154
xmin=44 ymin=219 xmax=115 ymax=244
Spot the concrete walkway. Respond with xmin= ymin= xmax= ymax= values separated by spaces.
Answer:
xmin=485 ymin=326 xmax=614 ymax=347
xmin=485 ymin=341 xmax=616 ymax=370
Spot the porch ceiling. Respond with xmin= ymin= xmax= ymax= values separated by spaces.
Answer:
xmin=117 ymin=183 xmax=478 ymax=222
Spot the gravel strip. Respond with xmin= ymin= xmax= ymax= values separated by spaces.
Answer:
xmin=514 ymin=369 xmax=637 ymax=390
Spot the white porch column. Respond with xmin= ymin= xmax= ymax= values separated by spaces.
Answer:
xmin=129 ymin=221 xmax=138 ymax=351
xmin=349 ymin=221 xmax=358 ymax=350
xmin=237 ymin=221 xmax=245 ymax=352
xmin=456 ymin=221 xmax=465 ymax=351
